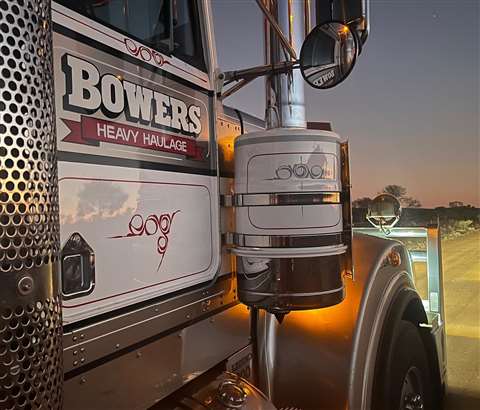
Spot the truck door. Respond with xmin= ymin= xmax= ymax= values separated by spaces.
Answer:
xmin=52 ymin=0 xmax=220 ymax=324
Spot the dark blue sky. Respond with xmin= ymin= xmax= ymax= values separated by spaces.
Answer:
xmin=212 ymin=0 xmax=479 ymax=207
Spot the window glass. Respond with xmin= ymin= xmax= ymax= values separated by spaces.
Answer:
xmin=173 ymin=1 xmax=197 ymax=60
xmin=58 ymin=0 xmax=206 ymax=71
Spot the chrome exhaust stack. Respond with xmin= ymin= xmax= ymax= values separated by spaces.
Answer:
xmin=264 ymin=0 xmax=307 ymax=129
xmin=232 ymin=128 xmax=352 ymax=313
xmin=232 ymin=1 xmax=353 ymax=315
xmin=0 ymin=1 xmax=62 ymax=408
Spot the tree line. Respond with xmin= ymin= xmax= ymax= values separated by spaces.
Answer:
xmin=352 ymin=185 xmax=422 ymax=208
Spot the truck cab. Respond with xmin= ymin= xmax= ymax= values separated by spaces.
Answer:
xmin=0 ymin=1 xmax=446 ymax=409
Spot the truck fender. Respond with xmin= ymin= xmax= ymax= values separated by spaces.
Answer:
xmin=348 ymin=238 xmax=437 ymax=410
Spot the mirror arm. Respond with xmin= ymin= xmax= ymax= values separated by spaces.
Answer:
xmin=220 ymin=61 xmax=298 ymax=100
xmin=223 ymin=60 xmax=298 ymax=85
xmin=255 ymin=0 xmax=297 ymax=60
xmin=220 ymin=78 xmax=255 ymax=101
xmin=220 ymin=58 xmax=298 ymax=99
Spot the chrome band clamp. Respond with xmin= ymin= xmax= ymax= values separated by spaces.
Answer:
xmin=233 ymin=233 xmax=345 ymax=248
xmin=232 ymin=191 xmax=341 ymax=207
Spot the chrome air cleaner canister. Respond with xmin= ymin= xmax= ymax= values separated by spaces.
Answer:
xmin=232 ymin=128 xmax=352 ymax=313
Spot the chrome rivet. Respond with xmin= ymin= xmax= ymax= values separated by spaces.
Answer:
xmin=202 ymin=300 xmax=212 ymax=312
xmin=80 ymin=377 xmax=87 ymax=385
xmin=80 ymin=348 xmax=85 ymax=353
xmin=73 ymin=361 xmax=78 ymax=366
xmin=115 ymin=343 xmax=120 ymax=349
xmin=17 ymin=276 xmax=34 ymax=296
xmin=73 ymin=350 xmax=78 ymax=356
xmin=80 ymin=358 xmax=85 ymax=363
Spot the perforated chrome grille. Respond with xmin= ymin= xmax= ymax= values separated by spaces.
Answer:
xmin=0 ymin=0 xmax=62 ymax=408
xmin=0 ymin=297 xmax=63 ymax=409
xmin=0 ymin=0 xmax=59 ymax=274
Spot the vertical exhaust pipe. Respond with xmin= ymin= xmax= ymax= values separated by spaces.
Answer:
xmin=265 ymin=0 xmax=307 ymax=129
xmin=240 ymin=1 xmax=353 ymax=402
xmin=0 ymin=1 xmax=62 ymax=408
xmin=255 ymin=0 xmax=310 ymax=400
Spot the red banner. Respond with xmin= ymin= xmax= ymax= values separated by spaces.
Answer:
xmin=62 ymin=116 xmax=201 ymax=158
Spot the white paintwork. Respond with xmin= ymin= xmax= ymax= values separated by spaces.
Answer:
xmin=235 ymin=204 xmax=342 ymax=234
xmin=234 ymin=128 xmax=345 ymax=240
xmin=52 ymin=2 xmax=222 ymax=324
xmin=245 ymin=151 xmax=340 ymax=193
xmin=59 ymin=162 xmax=220 ymax=323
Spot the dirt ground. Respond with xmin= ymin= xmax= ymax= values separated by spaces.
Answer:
xmin=414 ymin=231 xmax=480 ymax=409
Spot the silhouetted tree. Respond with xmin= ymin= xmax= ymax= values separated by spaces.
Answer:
xmin=382 ymin=184 xmax=407 ymax=199
xmin=449 ymin=201 xmax=464 ymax=208
xmin=404 ymin=197 xmax=422 ymax=208
xmin=381 ymin=184 xmax=422 ymax=208
xmin=352 ymin=197 xmax=373 ymax=208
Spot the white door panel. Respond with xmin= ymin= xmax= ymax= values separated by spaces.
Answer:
xmin=59 ymin=162 xmax=220 ymax=323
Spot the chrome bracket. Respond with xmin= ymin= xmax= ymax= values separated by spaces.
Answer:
xmin=221 ymin=194 xmax=234 ymax=207
xmin=255 ymin=0 xmax=297 ymax=60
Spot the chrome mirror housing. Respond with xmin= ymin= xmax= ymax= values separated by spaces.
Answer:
xmin=367 ymin=193 xmax=402 ymax=233
xmin=300 ymin=22 xmax=358 ymax=89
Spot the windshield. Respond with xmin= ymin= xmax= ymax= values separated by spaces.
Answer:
xmin=58 ymin=0 xmax=206 ymax=71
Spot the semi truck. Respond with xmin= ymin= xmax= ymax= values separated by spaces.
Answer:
xmin=0 ymin=0 xmax=447 ymax=409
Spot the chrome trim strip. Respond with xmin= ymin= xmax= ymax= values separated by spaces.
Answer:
xmin=233 ymin=192 xmax=341 ymax=207
xmin=63 ymin=305 xmax=251 ymax=409
xmin=233 ymin=233 xmax=345 ymax=248
xmin=232 ymin=244 xmax=348 ymax=258
xmin=63 ymin=275 xmax=237 ymax=373
xmin=238 ymin=286 xmax=344 ymax=297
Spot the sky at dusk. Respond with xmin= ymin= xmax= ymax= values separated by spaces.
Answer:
xmin=211 ymin=0 xmax=479 ymax=208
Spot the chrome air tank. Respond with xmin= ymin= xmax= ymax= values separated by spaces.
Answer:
xmin=232 ymin=128 xmax=352 ymax=313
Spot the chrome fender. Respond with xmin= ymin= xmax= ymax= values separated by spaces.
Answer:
xmin=348 ymin=234 xmax=417 ymax=410
xmin=268 ymin=232 xmax=424 ymax=410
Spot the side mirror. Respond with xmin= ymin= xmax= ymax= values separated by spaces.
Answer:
xmin=299 ymin=21 xmax=358 ymax=89
xmin=367 ymin=194 xmax=402 ymax=233
xmin=315 ymin=0 xmax=370 ymax=51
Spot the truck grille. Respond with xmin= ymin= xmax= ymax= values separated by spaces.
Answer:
xmin=0 ymin=0 xmax=62 ymax=409
xmin=0 ymin=298 xmax=63 ymax=409
xmin=0 ymin=0 xmax=59 ymax=274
